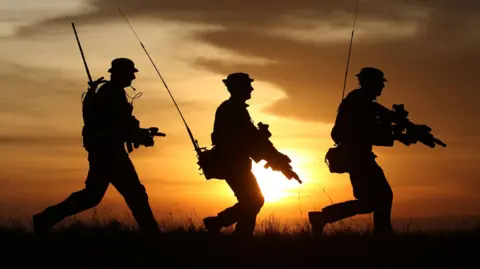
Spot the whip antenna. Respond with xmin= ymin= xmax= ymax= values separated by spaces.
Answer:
xmin=72 ymin=23 xmax=93 ymax=84
xmin=118 ymin=9 xmax=189 ymax=128
xmin=341 ymin=0 xmax=360 ymax=101
xmin=118 ymin=9 xmax=202 ymax=155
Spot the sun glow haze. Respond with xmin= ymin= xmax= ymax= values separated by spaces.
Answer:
xmin=252 ymin=150 xmax=308 ymax=203
xmin=253 ymin=162 xmax=293 ymax=203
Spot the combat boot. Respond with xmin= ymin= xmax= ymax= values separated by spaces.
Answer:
xmin=203 ymin=216 xmax=222 ymax=236
xmin=32 ymin=211 xmax=56 ymax=234
xmin=308 ymin=211 xmax=328 ymax=237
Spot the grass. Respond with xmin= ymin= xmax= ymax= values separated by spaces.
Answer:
xmin=0 ymin=212 xmax=478 ymax=267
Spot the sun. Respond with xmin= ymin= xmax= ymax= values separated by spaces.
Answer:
xmin=251 ymin=160 xmax=301 ymax=203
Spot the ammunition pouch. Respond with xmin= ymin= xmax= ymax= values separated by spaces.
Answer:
xmin=325 ymin=145 xmax=349 ymax=174
xmin=197 ymin=147 xmax=227 ymax=180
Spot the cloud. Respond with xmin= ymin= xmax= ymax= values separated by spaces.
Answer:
xmin=12 ymin=1 xmax=435 ymax=31
xmin=14 ymin=0 xmax=479 ymax=42
xmin=7 ymin=1 xmax=480 ymax=145
xmin=0 ymin=60 xmax=210 ymax=154
xmin=0 ymin=134 xmax=80 ymax=147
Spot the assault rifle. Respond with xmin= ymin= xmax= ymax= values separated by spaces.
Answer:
xmin=251 ymin=123 xmax=302 ymax=184
xmin=374 ymin=103 xmax=447 ymax=148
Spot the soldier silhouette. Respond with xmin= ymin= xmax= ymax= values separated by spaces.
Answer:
xmin=309 ymin=67 xmax=397 ymax=237
xmin=202 ymin=73 xmax=266 ymax=237
xmin=33 ymin=58 xmax=161 ymax=234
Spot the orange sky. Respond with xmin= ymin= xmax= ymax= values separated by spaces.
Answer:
xmin=0 ymin=0 xmax=479 ymax=225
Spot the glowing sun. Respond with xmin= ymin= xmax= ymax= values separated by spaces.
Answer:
xmin=251 ymin=161 xmax=300 ymax=203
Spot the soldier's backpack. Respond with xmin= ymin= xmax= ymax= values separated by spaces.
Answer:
xmin=80 ymin=79 xmax=107 ymax=148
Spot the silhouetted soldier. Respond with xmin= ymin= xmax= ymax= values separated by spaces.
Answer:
xmin=202 ymin=73 xmax=265 ymax=237
xmin=309 ymin=67 xmax=396 ymax=237
xmin=33 ymin=58 xmax=160 ymax=234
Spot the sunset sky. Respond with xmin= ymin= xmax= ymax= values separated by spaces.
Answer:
xmin=0 ymin=0 xmax=479 ymax=225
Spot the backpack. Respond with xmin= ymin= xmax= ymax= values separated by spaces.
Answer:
xmin=80 ymin=80 xmax=107 ymax=142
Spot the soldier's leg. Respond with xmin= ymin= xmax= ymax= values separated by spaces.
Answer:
xmin=111 ymin=154 xmax=160 ymax=234
xmin=209 ymin=167 xmax=264 ymax=236
xmin=309 ymin=199 xmax=373 ymax=236
xmin=309 ymin=159 xmax=376 ymax=236
xmin=368 ymin=162 xmax=394 ymax=236
xmin=33 ymin=157 xmax=110 ymax=233
xmin=202 ymin=174 xmax=242 ymax=235
xmin=211 ymin=177 xmax=252 ymax=227
xmin=231 ymin=170 xmax=265 ymax=237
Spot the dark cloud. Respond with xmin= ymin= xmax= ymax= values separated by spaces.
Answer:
xmin=0 ymin=135 xmax=80 ymax=146
xmin=16 ymin=0 xmax=416 ymax=29
xmin=16 ymin=0 xmax=479 ymax=41
xmin=12 ymin=1 xmax=480 ymax=144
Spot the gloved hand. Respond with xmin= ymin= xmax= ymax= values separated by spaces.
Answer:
xmin=257 ymin=122 xmax=272 ymax=139
xmin=87 ymin=77 xmax=107 ymax=90
xmin=132 ymin=127 xmax=166 ymax=148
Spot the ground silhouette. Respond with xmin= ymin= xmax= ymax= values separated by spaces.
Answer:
xmin=0 ymin=216 xmax=477 ymax=267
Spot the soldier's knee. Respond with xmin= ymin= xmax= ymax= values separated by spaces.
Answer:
xmin=71 ymin=189 xmax=104 ymax=208
xmin=256 ymin=196 xmax=265 ymax=209
xmin=386 ymin=189 xmax=393 ymax=204
xmin=366 ymin=189 xmax=393 ymax=211
xmin=88 ymin=195 xmax=103 ymax=207
xmin=357 ymin=199 xmax=375 ymax=214
xmin=124 ymin=184 xmax=149 ymax=202
xmin=239 ymin=195 xmax=264 ymax=215
xmin=382 ymin=185 xmax=393 ymax=203
xmin=251 ymin=195 xmax=265 ymax=213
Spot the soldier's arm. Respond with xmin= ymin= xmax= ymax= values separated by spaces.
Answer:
xmin=94 ymin=89 xmax=129 ymax=133
xmin=348 ymin=101 xmax=385 ymax=146
xmin=331 ymin=101 xmax=352 ymax=143
xmin=371 ymin=102 xmax=395 ymax=146
xmin=360 ymin=115 xmax=394 ymax=147
xmin=371 ymin=129 xmax=394 ymax=146
xmin=213 ymin=104 xmax=259 ymax=147
xmin=239 ymin=109 xmax=261 ymax=143
xmin=211 ymin=103 xmax=240 ymax=145
xmin=334 ymin=98 xmax=371 ymax=145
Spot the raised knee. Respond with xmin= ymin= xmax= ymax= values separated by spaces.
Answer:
xmin=352 ymin=200 xmax=374 ymax=214
xmin=253 ymin=197 xmax=265 ymax=214
xmin=256 ymin=196 xmax=265 ymax=209
xmin=383 ymin=187 xmax=393 ymax=203
xmin=89 ymin=192 xmax=105 ymax=207
xmin=243 ymin=196 xmax=264 ymax=214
